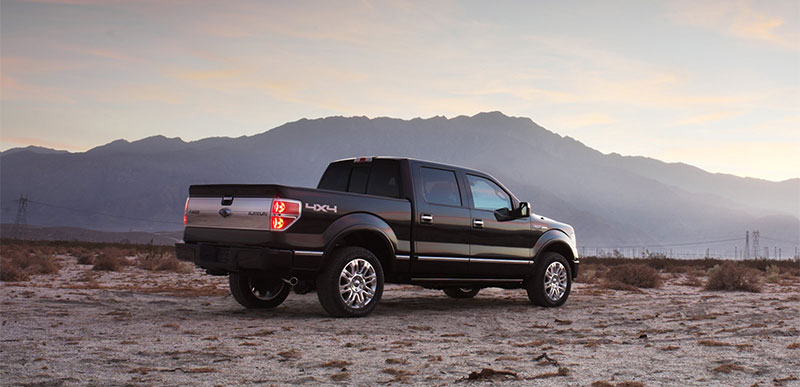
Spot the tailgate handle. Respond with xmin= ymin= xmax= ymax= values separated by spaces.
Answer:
xmin=221 ymin=196 xmax=234 ymax=206
xmin=420 ymin=214 xmax=434 ymax=224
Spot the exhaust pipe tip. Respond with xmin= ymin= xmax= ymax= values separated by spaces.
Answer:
xmin=283 ymin=277 xmax=299 ymax=287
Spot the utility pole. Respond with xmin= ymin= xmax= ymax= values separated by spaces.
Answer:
xmin=12 ymin=194 xmax=28 ymax=239
xmin=744 ymin=231 xmax=750 ymax=259
xmin=752 ymin=230 xmax=760 ymax=259
xmin=734 ymin=246 xmax=738 ymax=260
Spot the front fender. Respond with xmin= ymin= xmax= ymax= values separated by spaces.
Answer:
xmin=322 ymin=212 xmax=398 ymax=257
xmin=532 ymin=229 xmax=578 ymax=262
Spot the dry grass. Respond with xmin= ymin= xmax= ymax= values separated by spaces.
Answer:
xmin=467 ymin=368 xmax=517 ymax=381
xmin=697 ymin=339 xmax=731 ymax=347
xmin=0 ymin=247 xmax=61 ymax=281
xmin=592 ymin=382 xmax=645 ymax=387
xmin=705 ymin=263 xmax=761 ymax=293
xmin=92 ymin=254 xmax=128 ymax=271
xmin=712 ymin=363 xmax=746 ymax=373
xmin=604 ymin=264 xmax=662 ymax=288
xmin=136 ymin=250 xmax=191 ymax=273
xmin=530 ymin=367 xmax=569 ymax=379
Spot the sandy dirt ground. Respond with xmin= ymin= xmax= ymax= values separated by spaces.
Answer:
xmin=1 ymin=256 xmax=799 ymax=386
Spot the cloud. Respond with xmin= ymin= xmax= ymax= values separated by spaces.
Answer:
xmin=668 ymin=0 xmax=800 ymax=50
xmin=674 ymin=111 xmax=740 ymax=126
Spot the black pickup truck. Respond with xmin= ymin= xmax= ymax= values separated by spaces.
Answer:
xmin=176 ymin=157 xmax=578 ymax=317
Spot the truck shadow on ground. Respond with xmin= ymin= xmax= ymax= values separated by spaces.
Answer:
xmin=209 ymin=294 xmax=546 ymax=320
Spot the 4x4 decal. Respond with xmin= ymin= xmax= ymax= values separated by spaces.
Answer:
xmin=305 ymin=203 xmax=338 ymax=213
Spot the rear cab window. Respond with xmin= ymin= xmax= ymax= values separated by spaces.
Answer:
xmin=317 ymin=159 xmax=401 ymax=199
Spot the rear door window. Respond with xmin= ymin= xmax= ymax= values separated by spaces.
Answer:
xmin=420 ymin=167 xmax=461 ymax=207
xmin=367 ymin=160 xmax=401 ymax=198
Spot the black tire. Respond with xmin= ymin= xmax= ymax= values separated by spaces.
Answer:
xmin=443 ymin=287 xmax=480 ymax=299
xmin=317 ymin=247 xmax=384 ymax=318
xmin=229 ymin=272 xmax=291 ymax=309
xmin=526 ymin=252 xmax=572 ymax=307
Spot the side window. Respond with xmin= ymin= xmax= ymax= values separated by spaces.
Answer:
xmin=317 ymin=161 xmax=351 ymax=192
xmin=420 ymin=167 xmax=461 ymax=207
xmin=467 ymin=175 xmax=511 ymax=211
xmin=367 ymin=160 xmax=401 ymax=198
xmin=348 ymin=165 xmax=370 ymax=194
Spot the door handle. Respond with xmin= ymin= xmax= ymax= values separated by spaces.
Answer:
xmin=420 ymin=214 xmax=434 ymax=224
xmin=473 ymin=219 xmax=484 ymax=229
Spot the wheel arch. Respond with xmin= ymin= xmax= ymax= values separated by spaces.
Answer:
xmin=322 ymin=213 xmax=397 ymax=276
xmin=533 ymin=230 xmax=578 ymax=279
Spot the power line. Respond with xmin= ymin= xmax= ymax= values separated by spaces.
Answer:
xmin=582 ymin=237 xmax=743 ymax=249
xmin=22 ymin=198 xmax=183 ymax=225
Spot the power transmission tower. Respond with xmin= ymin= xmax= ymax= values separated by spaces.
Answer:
xmin=752 ymin=230 xmax=760 ymax=259
xmin=744 ymin=231 xmax=750 ymax=259
xmin=12 ymin=194 xmax=28 ymax=239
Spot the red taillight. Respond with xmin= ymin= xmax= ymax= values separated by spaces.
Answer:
xmin=183 ymin=197 xmax=189 ymax=225
xmin=271 ymin=216 xmax=285 ymax=230
xmin=270 ymin=199 xmax=301 ymax=231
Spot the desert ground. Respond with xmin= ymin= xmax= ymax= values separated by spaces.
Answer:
xmin=1 ymin=243 xmax=799 ymax=386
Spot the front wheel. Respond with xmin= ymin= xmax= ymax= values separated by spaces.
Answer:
xmin=317 ymin=247 xmax=384 ymax=318
xmin=229 ymin=272 xmax=290 ymax=309
xmin=443 ymin=287 xmax=480 ymax=298
xmin=526 ymin=252 xmax=572 ymax=307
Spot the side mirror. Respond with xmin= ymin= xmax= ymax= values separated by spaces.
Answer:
xmin=513 ymin=202 xmax=530 ymax=218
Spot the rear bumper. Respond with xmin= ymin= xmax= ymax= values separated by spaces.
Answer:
xmin=175 ymin=243 xmax=322 ymax=274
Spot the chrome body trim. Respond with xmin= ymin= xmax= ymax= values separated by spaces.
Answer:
xmin=417 ymin=255 xmax=470 ymax=263
xmin=186 ymin=197 xmax=273 ymax=231
xmin=411 ymin=278 xmax=523 ymax=282
xmin=395 ymin=254 xmax=411 ymax=260
xmin=294 ymin=250 xmax=324 ymax=257
xmin=470 ymin=258 xmax=532 ymax=265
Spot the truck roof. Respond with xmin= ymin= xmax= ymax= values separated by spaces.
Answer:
xmin=332 ymin=156 xmax=488 ymax=177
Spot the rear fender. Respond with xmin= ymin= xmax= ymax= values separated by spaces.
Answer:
xmin=322 ymin=213 xmax=398 ymax=265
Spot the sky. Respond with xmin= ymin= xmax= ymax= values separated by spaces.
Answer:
xmin=1 ymin=0 xmax=798 ymax=181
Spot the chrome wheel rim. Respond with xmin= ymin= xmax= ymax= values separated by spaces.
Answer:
xmin=459 ymin=288 xmax=474 ymax=293
xmin=544 ymin=261 xmax=568 ymax=302
xmin=339 ymin=258 xmax=377 ymax=309
xmin=249 ymin=278 xmax=285 ymax=301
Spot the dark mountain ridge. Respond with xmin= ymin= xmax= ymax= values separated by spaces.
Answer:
xmin=1 ymin=112 xmax=797 ymax=254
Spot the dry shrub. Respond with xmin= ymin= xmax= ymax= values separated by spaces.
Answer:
xmin=765 ymin=264 xmax=780 ymax=283
xmin=0 ymin=252 xmax=61 ymax=281
xmin=76 ymin=255 xmax=94 ymax=265
xmin=92 ymin=254 xmax=125 ymax=271
xmin=605 ymin=264 xmax=661 ymax=288
xmin=137 ymin=251 xmax=191 ymax=273
xmin=574 ymin=263 xmax=607 ymax=284
xmin=0 ymin=260 xmax=30 ymax=281
xmin=705 ymin=263 xmax=761 ymax=293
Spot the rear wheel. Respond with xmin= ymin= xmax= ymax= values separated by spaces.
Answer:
xmin=229 ymin=272 xmax=290 ymax=309
xmin=317 ymin=247 xmax=384 ymax=318
xmin=526 ymin=252 xmax=572 ymax=307
xmin=443 ymin=287 xmax=480 ymax=298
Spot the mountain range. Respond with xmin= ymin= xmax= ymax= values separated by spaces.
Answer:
xmin=2 ymin=112 xmax=798 ymax=256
